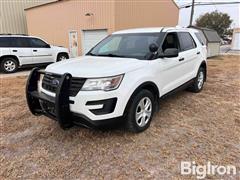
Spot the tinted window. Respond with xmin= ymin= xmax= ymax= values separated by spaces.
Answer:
xmin=195 ymin=32 xmax=205 ymax=45
xmin=0 ymin=37 xmax=13 ymax=47
xmin=178 ymin=32 xmax=196 ymax=51
xmin=0 ymin=37 xmax=31 ymax=47
xmin=14 ymin=37 xmax=31 ymax=47
xmin=30 ymin=38 xmax=48 ymax=48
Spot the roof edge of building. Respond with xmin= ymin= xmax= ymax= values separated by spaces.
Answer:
xmin=25 ymin=0 xmax=179 ymax=11
xmin=171 ymin=0 xmax=179 ymax=9
xmin=24 ymin=0 xmax=60 ymax=11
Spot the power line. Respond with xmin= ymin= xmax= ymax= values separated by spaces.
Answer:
xmin=211 ymin=0 xmax=219 ymax=11
xmin=179 ymin=2 xmax=240 ymax=8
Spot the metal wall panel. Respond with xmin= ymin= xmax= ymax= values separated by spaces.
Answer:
xmin=114 ymin=0 xmax=179 ymax=30
xmin=0 ymin=0 xmax=56 ymax=34
xmin=26 ymin=0 xmax=115 ymax=54
xmin=25 ymin=0 xmax=179 ymax=55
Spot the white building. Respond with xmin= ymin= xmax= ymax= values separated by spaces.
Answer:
xmin=190 ymin=26 xmax=221 ymax=58
xmin=231 ymin=28 xmax=240 ymax=50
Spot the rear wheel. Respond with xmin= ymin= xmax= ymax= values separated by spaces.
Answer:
xmin=57 ymin=53 xmax=68 ymax=62
xmin=188 ymin=67 xmax=205 ymax=93
xmin=1 ymin=57 xmax=18 ymax=73
xmin=125 ymin=90 xmax=155 ymax=133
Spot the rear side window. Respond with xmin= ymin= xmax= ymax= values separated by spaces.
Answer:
xmin=0 ymin=37 xmax=31 ymax=47
xmin=14 ymin=37 xmax=31 ymax=47
xmin=0 ymin=37 xmax=13 ymax=47
xmin=195 ymin=32 xmax=205 ymax=45
xmin=178 ymin=32 xmax=196 ymax=51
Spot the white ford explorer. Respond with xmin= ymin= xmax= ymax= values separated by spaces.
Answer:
xmin=26 ymin=27 xmax=207 ymax=133
xmin=0 ymin=35 xmax=69 ymax=73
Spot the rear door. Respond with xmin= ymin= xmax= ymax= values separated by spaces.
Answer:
xmin=177 ymin=32 xmax=199 ymax=81
xmin=30 ymin=38 xmax=53 ymax=64
xmin=10 ymin=37 xmax=33 ymax=65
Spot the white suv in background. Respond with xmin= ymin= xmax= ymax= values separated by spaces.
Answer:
xmin=0 ymin=35 xmax=69 ymax=73
xmin=26 ymin=27 xmax=207 ymax=133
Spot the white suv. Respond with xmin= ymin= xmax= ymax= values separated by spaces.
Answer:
xmin=0 ymin=35 xmax=69 ymax=73
xmin=26 ymin=27 xmax=207 ymax=133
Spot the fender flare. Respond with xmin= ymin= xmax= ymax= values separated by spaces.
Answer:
xmin=123 ymin=81 xmax=160 ymax=114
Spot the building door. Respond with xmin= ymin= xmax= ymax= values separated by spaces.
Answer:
xmin=82 ymin=29 xmax=108 ymax=54
xmin=69 ymin=31 xmax=78 ymax=58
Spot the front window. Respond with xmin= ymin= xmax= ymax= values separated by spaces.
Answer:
xmin=87 ymin=33 xmax=163 ymax=60
xmin=30 ymin=38 xmax=49 ymax=48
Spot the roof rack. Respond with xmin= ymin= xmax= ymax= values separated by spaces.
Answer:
xmin=0 ymin=33 xmax=28 ymax=36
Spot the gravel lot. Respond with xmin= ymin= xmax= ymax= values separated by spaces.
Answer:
xmin=0 ymin=55 xmax=239 ymax=179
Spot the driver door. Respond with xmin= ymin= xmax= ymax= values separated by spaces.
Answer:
xmin=152 ymin=32 xmax=186 ymax=95
xmin=30 ymin=38 xmax=53 ymax=64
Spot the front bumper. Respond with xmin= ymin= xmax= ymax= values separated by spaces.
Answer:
xmin=26 ymin=68 xmax=122 ymax=129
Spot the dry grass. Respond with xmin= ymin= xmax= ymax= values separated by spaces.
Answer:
xmin=0 ymin=55 xmax=240 ymax=179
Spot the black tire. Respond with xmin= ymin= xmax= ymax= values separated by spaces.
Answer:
xmin=125 ymin=89 xmax=155 ymax=133
xmin=57 ymin=53 xmax=69 ymax=62
xmin=188 ymin=67 xmax=205 ymax=93
xmin=0 ymin=57 xmax=18 ymax=73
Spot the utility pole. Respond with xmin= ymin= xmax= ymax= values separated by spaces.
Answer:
xmin=189 ymin=0 xmax=195 ymax=26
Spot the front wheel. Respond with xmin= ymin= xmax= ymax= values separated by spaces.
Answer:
xmin=125 ymin=90 xmax=155 ymax=133
xmin=57 ymin=53 xmax=69 ymax=62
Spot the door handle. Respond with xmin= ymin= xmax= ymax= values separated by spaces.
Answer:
xmin=179 ymin=58 xmax=185 ymax=61
xmin=197 ymin=52 xmax=200 ymax=55
xmin=12 ymin=50 xmax=17 ymax=52
xmin=33 ymin=49 xmax=37 ymax=52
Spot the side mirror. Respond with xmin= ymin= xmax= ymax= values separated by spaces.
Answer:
xmin=161 ymin=48 xmax=179 ymax=58
xmin=149 ymin=43 xmax=159 ymax=53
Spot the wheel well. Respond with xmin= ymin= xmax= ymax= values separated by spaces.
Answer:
xmin=0 ymin=55 xmax=19 ymax=65
xmin=124 ymin=82 xmax=160 ymax=114
xmin=200 ymin=61 xmax=207 ymax=81
xmin=57 ymin=52 xmax=69 ymax=59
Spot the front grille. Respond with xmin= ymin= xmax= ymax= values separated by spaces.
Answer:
xmin=40 ymin=100 xmax=56 ymax=117
xmin=42 ymin=73 xmax=86 ymax=97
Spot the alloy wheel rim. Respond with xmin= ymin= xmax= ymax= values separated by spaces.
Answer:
xmin=59 ymin=56 xmax=66 ymax=61
xmin=197 ymin=71 xmax=204 ymax=89
xmin=4 ymin=60 xmax=16 ymax=72
xmin=135 ymin=97 xmax=152 ymax=127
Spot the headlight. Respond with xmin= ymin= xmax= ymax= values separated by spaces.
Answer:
xmin=81 ymin=75 xmax=124 ymax=91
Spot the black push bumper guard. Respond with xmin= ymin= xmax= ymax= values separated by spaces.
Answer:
xmin=26 ymin=68 xmax=73 ymax=129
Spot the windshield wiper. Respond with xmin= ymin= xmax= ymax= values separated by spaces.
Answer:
xmin=97 ymin=53 xmax=126 ymax=58
xmin=86 ymin=52 xmax=98 ymax=56
xmin=87 ymin=52 xmax=126 ymax=58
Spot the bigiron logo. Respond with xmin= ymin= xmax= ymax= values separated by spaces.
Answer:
xmin=180 ymin=161 xmax=238 ymax=179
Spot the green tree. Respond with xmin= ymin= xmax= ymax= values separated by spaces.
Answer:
xmin=195 ymin=11 xmax=233 ymax=37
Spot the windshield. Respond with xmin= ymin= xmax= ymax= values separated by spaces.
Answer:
xmin=87 ymin=33 xmax=163 ymax=60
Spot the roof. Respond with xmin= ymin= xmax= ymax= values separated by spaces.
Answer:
xmin=113 ymin=27 xmax=198 ymax=34
xmin=190 ymin=26 xmax=221 ymax=43
xmin=0 ymin=34 xmax=43 ymax=39
xmin=113 ymin=27 xmax=165 ymax=34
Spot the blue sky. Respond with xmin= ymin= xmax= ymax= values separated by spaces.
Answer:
xmin=174 ymin=0 xmax=240 ymax=27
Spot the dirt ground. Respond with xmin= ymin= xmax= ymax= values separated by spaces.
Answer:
xmin=0 ymin=55 xmax=240 ymax=179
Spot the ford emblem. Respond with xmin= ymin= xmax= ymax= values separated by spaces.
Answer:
xmin=52 ymin=79 xmax=59 ymax=86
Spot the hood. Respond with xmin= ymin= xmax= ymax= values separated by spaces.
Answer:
xmin=51 ymin=45 xmax=68 ymax=52
xmin=45 ymin=56 xmax=147 ymax=78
